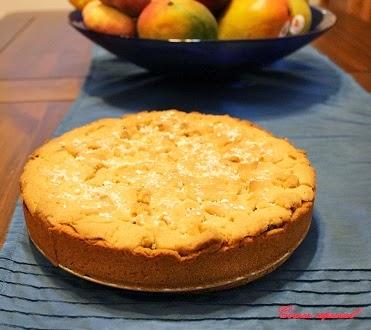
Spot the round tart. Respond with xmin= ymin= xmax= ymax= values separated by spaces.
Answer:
xmin=20 ymin=110 xmax=315 ymax=292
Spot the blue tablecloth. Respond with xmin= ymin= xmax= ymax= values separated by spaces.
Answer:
xmin=1 ymin=46 xmax=370 ymax=329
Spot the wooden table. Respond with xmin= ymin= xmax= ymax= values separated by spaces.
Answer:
xmin=0 ymin=6 xmax=370 ymax=246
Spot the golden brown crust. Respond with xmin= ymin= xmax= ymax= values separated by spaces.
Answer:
xmin=21 ymin=109 xmax=315 ymax=290
xmin=24 ymin=201 xmax=312 ymax=290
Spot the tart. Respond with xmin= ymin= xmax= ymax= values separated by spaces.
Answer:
xmin=20 ymin=110 xmax=315 ymax=291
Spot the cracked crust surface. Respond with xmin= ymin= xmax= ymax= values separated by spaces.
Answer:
xmin=20 ymin=110 xmax=315 ymax=290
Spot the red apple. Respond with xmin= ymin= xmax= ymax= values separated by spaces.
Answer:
xmin=196 ymin=0 xmax=230 ymax=13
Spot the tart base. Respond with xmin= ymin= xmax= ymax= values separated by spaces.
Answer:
xmin=24 ymin=202 xmax=312 ymax=293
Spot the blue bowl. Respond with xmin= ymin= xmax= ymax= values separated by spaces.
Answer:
xmin=69 ymin=6 xmax=336 ymax=74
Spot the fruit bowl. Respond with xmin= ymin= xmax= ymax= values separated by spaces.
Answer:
xmin=69 ymin=6 xmax=336 ymax=74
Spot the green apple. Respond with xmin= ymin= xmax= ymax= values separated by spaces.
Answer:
xmin=287 ymin=0 xmax=312 ymax=35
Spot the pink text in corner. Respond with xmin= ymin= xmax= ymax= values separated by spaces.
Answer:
xmin=278 ymin=305 xmax=364 ymax=320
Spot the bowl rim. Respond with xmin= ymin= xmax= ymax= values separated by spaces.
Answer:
xmin=70 ymin=5 xmax=337 ymax=44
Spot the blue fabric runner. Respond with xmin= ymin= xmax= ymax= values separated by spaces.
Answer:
xmin=1 ymin=46 xmax=370 ymax=329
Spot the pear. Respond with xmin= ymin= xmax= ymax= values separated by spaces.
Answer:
xmin=287 ymin=0 xmax=312 ymax=35
xmin=218 ymin=0 xmax=290 ymax=40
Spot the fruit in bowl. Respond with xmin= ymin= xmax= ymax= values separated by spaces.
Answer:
xmin=101 ymin=0 xmax=150 ymax=17
xmin=82 ymin=0 xmax=136 ymax=36
xmin=137 ymin=0 xmax=218 ymax=40
xmin=69 ymin=4 xmax=336 ymax=73
xmin=218 ymin=0 xmax=290 ymax=40
xmin=69 ymin=0 xmax=94 ymax=10
xmin=73 ymin=0 xmax=313 ymax=40
xmin=288 ymin=0 xmax=312 ymax=35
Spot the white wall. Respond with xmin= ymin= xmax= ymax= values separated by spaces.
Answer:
xmin=0 ymin=0 xmax=72 ymax=19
